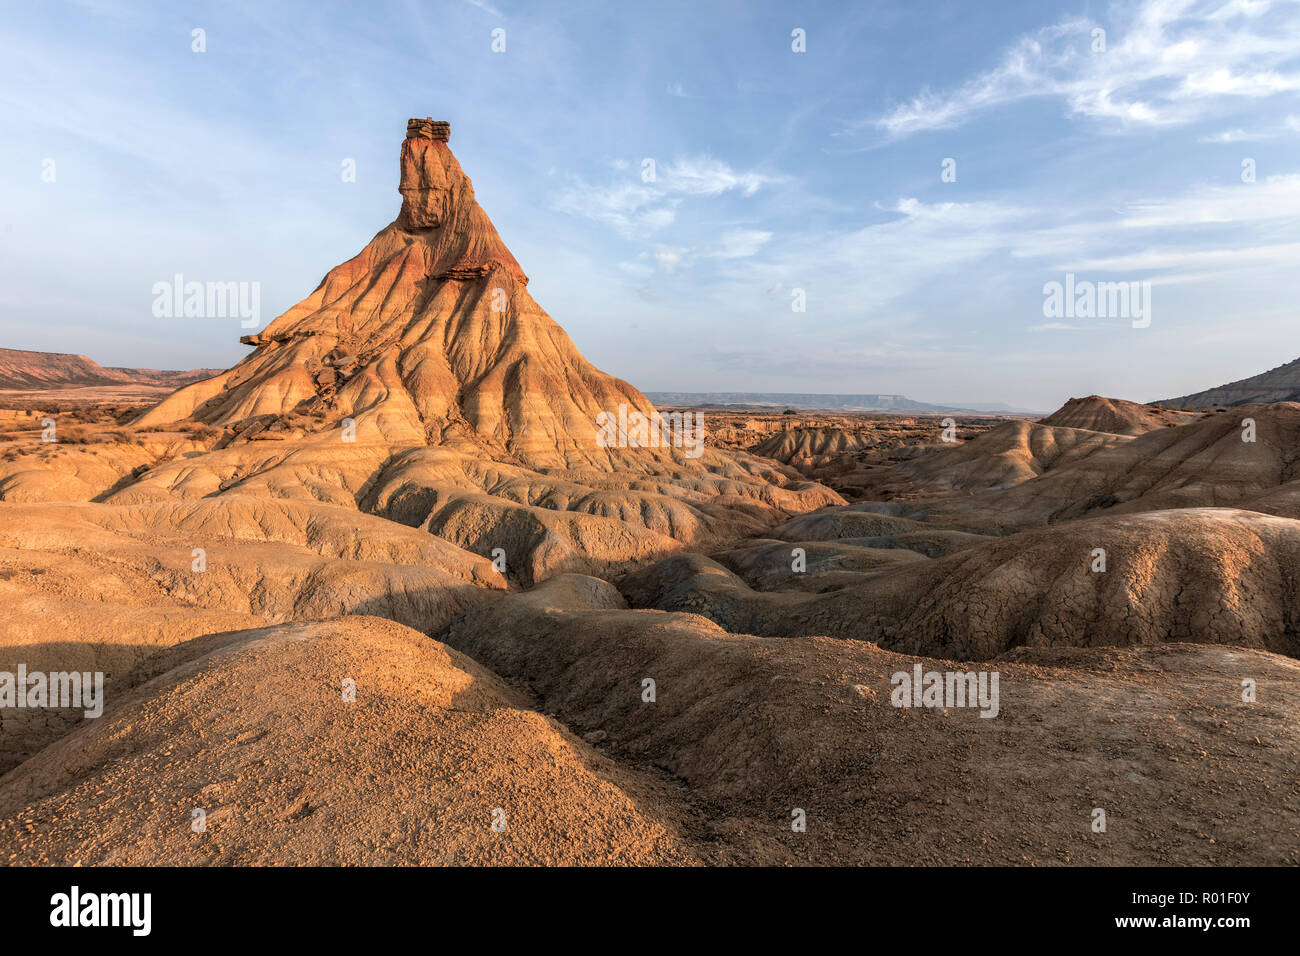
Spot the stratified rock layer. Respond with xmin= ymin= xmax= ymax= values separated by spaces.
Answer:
xmin=1159 ymin=356 xmax=1300 ymax=409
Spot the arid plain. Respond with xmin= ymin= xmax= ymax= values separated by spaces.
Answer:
xmin=1 ymin=121 xmax=1296 ymax=866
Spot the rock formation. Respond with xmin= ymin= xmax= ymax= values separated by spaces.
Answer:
xmin=135 ymin=119 xmax=678 ymax=472
xmin=1158 ymin=355 xmax=1300 ymax=408
xmin=1040 ymin=394 xmax=1201 ymax=436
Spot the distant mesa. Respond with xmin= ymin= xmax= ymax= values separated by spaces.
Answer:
xmin=646 ymin=392 xmax=1042 ymax=415
xmin=0 ymin=347 xmax=219 ymax=392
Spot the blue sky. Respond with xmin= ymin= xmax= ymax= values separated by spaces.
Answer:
xmin=2 ymin=0 xmax=1299 ymax=410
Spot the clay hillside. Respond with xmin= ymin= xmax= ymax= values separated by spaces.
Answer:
xmin=1039 ymin=394 xmax=1200 ymax=436
xmin=1158 ymin=355 xmax=1300 ymax=409
xmin=0 ymin=347 xmax=218 ymax=391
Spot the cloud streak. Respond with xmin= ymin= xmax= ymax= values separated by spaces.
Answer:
xmin=869 ymin=0 xmax=1300 ymax=140
xmin=550 ymin=156 xmax=780 ymax=239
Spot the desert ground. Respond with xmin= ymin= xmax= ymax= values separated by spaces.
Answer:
xmin=0 ymin=120 xmax=1296 ymax=866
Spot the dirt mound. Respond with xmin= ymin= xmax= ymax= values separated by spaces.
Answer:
xmin=711 ymin=538 xmax=927 ymax=592
xmin=0 ymin=430 xmax=213 ymax=503
xmin=769 ymin=504 xmax=927 ymax=541
xmin=703 ymin=409 xmax=1009 ymax=500
xmin=6 ymin=561 xmax=1296 ymax=866
xmin=1040 ymin=394 xmax=1201 ymax=436
xmin=0 ymin=444 xmax=158 ymax=503
xmin=0 ymin=617 xmax=695 ymax=865
xmin=750 ymin=427 xmax=874 ymax=466
xmin=0 ymin=494 xmax=506 ymax=771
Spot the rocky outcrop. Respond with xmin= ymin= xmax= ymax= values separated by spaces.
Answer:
xmin=406 ymin=116 xmax=450 ymax=142
xmin=1158 ymin=356 xmax=1300 ymax=409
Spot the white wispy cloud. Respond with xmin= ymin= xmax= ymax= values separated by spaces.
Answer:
xmin=551 ymin=157 xmax=779 ymax=238
xmin=868 ymin=0 xmax=1300 ymax=140
xmin=661 ymin=157 xmax=780 ymax=196
xmin=708 ymin=196 xmax=1036 ymax=319
xmin=1198 ymin=127 xmax=1257 ymax=141
xmin=697 ymin=169 xmax=1300 ymax=338
xmin=1064 ymin=240 xmax=1300 ymax=271
xmin=463 ymin=0 xmax=503 ymax=17
xmin=1117 ymin=173 xmax=1300 ymax=228
xmin=1198 ymin=112 xmax=1300 ymax=139
xmin=647 ymin=229 xmax=773 ymax=273
xmin=653 ymin=248 xmax=684 ymax=272
xmin=551 ymin=182 xmax=678 ymax=238
xmin=710 ymin=228 xmax=773 ymax=258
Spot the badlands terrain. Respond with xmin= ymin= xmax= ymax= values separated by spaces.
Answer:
xmin=0 ymin=120 xmax=1296 ymax=866
xmin=0 ymin=347 xmax=220 ymax=406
